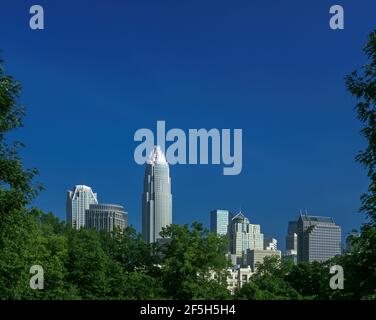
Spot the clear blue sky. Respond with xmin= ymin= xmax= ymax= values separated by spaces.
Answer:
xmin=1 ymin=0 xmax=375 ymax=249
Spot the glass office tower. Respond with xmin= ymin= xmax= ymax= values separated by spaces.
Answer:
xmin=210 ymin=209 xmax=231 ymax=235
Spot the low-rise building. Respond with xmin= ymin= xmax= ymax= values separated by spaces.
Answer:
xmin=85 ymin=203 xmax=127 ymax=232
xmin=246 ymin=249 xmax=281 ymax=272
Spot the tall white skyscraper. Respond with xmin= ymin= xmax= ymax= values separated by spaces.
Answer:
xmin=66 ymin=185 xmax=98 ymax=229
xmin=142 ymin=146 xmax=172 ymax=243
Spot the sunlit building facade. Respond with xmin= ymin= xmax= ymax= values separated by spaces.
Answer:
xmin=66 ymin=185 xmax=98 ymax=229
xmin=142 ymin=146 xmax=172 ymax=243
xmin=85 ymin=204 xmax=127 ymax=232
xmin=297 ymin=214 xmax=341 ymax=263
xmin=229 ymin=211 xmax=264 ymax=266
xmin=210 ymin=209 xmax=231 ymax=235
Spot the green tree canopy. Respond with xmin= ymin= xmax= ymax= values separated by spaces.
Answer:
xmin=159 ymin=222 xmax=231 ymax=299
xmin=346 ymin=29 xmax=376 ymax=299
xmin=235 ymin=256 xmax=302 ymax=300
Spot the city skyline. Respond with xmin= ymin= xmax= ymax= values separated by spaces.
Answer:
xmin=63 ymin=177 xmax=346 ymax=254
xmin=2 ymin=1 xmax=374 ymax=251
xmin=63 ymin=126 xmax=344 ymax=276
xmin=64 ymin=178 xmax=348 ymax=251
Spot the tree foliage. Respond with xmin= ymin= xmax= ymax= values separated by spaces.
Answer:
xmin=159 ymin=222 xmax=230 ymax=299
xmin=345 ymin=29 xmax=376 ymax=299
xmin=0 ymin=58 xmax=41 ymax=220
xmin=235 ymin=256 xmax=303 ymax=300
xmin=346 ymin=30 xmax=376 ymax=224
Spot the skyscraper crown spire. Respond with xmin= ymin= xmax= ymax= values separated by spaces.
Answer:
xmin=147 ymin=145 xmax=168 ymax=165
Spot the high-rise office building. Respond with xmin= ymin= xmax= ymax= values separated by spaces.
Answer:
xmin=229 ymin=211 xmax=264 ymax=266
xmin=66 ymin=185 xmax=98 ymax=229
xmin=286 ymin=221 xmax=298 ymax=251
xmin=210 ymin=210 xmax=231 ymax=235
xmin=85 ymin=204 xmax=128 ymax=232
xmin=142 ymin=146 xmax=172 ymax=243
xmin=297 ymin=214 xmax=341 ymax=263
